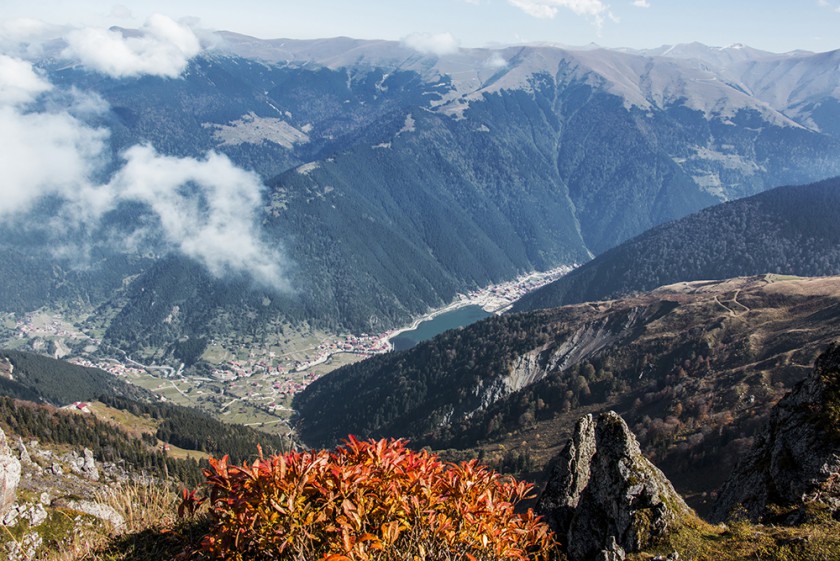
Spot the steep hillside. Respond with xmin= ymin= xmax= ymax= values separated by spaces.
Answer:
xmin=0 ymin=350 xmax=149 ymax=405
xmin=295 ymin=275 xmax=840 ymax=510
xmin=514 ymin=177 xmax=840 ymax=313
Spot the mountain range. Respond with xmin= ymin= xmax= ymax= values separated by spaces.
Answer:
xmin=6 ymin=35 xmax=840 ymax=361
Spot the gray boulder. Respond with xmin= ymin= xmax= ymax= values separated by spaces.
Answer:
xmin=712 ymin=343 xmax=840 ymax=523
xmin=16 ymin=438 xmax=30 ymax=465
xmin=537 ymin=411 xmax=695 ymax=561
xmin=0 ymin=428 xmax=21 ymax=515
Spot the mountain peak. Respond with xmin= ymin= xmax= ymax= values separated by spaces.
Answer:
xmin=538 ymin=411 xmax=695 ymax=561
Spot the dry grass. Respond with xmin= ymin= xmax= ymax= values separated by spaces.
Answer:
xmin=88 ymin=402 xmax=160 ymax=437
xmin=629 ymin=516 xmax=840 ymax=561
xmin=33 ymin=481 xmax=183 ymax=561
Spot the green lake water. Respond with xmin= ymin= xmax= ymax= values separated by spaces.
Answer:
xmin=389 ymin=305 xmax=493 ymax=351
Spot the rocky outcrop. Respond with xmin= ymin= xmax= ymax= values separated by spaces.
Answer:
xmin=0 ymin=428 xmax=21 ymax=515
xmin=712 ymin=343 xmax=840 ymax=523
xmin=67 ymin=448 xmax=100 ymax=481
xmin=53 ymin=498 xmax=125 ymax=531
xmin=537 ymin=411 xmax=695 ymax=561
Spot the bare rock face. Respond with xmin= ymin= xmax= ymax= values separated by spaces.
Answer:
xmin=0 ymin=428 xmax=21 ymax=515
xmin=537 ymin=411 xmax=695 ymax=561
xmin=712 ymin=343 xmax=840 ymax=523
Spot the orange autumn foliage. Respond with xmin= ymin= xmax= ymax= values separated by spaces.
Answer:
xmin=183 ymin=436 xmax=558 ymax=560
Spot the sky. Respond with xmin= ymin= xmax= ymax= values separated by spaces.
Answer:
xmin=2 ymin=0 xmax=840 ymax=54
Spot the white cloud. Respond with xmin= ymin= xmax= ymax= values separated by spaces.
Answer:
xmin=508 ymin=0 xmax=612 ymax=25
xmin=0 ymin=56 xmax=106 ymax=217
xmin=107 ymin=145 xmax=288 ymax=289
xmin=0 ymin=18 xmax=67 ymax=60
xmin=402 ymin=32 xmax=460 ymax=56
xmin=633 ymin=0 xmax=651 ymax=7
xmin=484 ymin=52 xmax=508 ymax=69
xmin=0 ymin=54 xmax=51 ymax=105
xmin=0 ymin=56 xmax=287 ymax=289
xmin=62 ymin=14 xmax=201 ymax=78
xmin=0 ymin=105 xmax=107 ymax=217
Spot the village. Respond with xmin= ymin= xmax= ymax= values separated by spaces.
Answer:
xmin=2 ymin=265 xmax=573 ymax=424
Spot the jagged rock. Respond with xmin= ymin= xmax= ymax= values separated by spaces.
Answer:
xmin=22 ymin=503 xmax=47 ymax=527
xmin=67 ymin=448 xmax=100 ymax=481
xmin=0 ymin=428 xmax=21 ymax=515
xmin=712 ymin=343 xmax=840 ymax=523
xmin=103 ymin=461 xmax=130 ymax=482
xmin=537 ymin=411 xmax=695 ymax=561
xmin=50 ymin=462 xmax=63 ymax=476
xmin=3 ymin=502 xmax=48 ymax=527
xmin=4 ymin=531 xmax=42 ymax=561
xmin=2 ymin=505 xmax=19 ymax=526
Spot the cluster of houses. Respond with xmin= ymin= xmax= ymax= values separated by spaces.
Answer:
xmin=15 ymin=314 xmax=93 ymax=342
xmin=68 ymin=357 xmax=146 ymax=378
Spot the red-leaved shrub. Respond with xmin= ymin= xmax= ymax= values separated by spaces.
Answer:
xmin=183 ymin=436 xmax=557 ymax=560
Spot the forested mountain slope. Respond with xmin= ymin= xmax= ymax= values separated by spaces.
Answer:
xmin=295 ymin=275 xmax=840 ymax=510
xmin=514 ymin=176 xmax=840 ymax=313
xmin=0 ymin=351 xmax=287 ymax=462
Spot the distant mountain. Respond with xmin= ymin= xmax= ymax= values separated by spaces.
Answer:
xmin=513 ymin=176 xmax=840 ymax=313
xmin=294 ymin=275 xmax=840 ymax=511
xmin=8 ymin=37 xmax=840 ymax=359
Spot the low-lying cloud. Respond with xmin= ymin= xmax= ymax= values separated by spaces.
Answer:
xmin=0 ymin=54 xmax=51 ymax=104
xmin=108 ymin=145 xmax=288 ymax=289
xmin=0 ymin=55 xmax=288 ymax=291
xmin=0 ymin=55 xmax=107 ymax=216
xmin=483 ymin=52 xmax=508 ymax=69
xmin=62 ymin=14 xmax=202 ymax=78
xmin=402 ymin=32 xmax=460 ymax=56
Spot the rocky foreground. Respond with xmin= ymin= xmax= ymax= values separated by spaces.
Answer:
xmin=1 ymin=343 xmax=839 ymax=560
xmin=535 ymin=342 xmax=840 ymax=560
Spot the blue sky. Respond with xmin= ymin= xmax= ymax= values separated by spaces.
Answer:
xmin=3 ymin=0 xmax=840 ymax=53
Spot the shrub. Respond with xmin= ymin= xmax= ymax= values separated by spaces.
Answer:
xmin=183 ymin=436 xmax=558 ymax=560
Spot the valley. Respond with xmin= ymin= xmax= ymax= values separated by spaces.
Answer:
xmin=0 ymin=265 xmax=572 ymax=439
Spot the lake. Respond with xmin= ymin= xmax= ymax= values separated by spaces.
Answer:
xmin=389 ymin=305 xmax=493 ymax=351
